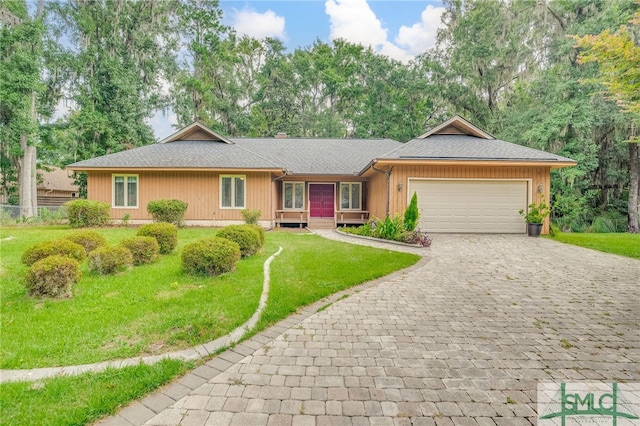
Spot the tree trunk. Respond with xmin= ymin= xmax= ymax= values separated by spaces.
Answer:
xmin=628 ymin=142 xmax=639 ymax=233
xmin=18 ymin=139 xmax=37 ymax=218
xmin=19 ymin=83 xmax=39 ymax=218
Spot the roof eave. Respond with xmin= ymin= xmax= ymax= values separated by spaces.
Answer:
xmin=361 ymin=158 xmax=577 ymax=174
xmin=65 ymin=166 xmax=286 ymax=173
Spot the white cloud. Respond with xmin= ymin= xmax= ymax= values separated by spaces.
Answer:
xmin=325 ymin=0 xmax=445 ymax=63
xmin=230 ymin=8 xmax=286 ymax=40
xmin=325 ymin=0 xmax=388 ymax=47
xmin=395 ymin=5 xmax=445 ymax=55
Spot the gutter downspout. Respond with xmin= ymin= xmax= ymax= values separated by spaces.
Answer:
xmin=371 ymin=162 xmax=393 ymax=217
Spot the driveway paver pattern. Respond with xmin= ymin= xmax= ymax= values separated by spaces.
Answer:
xmin=100 ymin=233 xmax=639 ymax=426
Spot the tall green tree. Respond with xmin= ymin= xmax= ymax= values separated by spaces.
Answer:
xmin=494 ymin=0 xmax=637 ymax=232
xmin=0 ymin=0 xmax=47 ymax=216
xmin=52 ymin=0 xmax=179 ymax=161
xmin=573 ymin=8 xmax=640 ymax=232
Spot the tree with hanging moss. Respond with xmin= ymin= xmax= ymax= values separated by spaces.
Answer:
xmin=573 ymin=8 xmax=640 ymax=233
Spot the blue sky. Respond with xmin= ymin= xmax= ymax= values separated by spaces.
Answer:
xmin=219 ymin=0 xmax=445 ymax=62
xmin=156 ymin=0 xmax=447 ymax=138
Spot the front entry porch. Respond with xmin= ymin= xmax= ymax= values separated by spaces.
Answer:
xmin=274 ymin=181 xmax=369 ymax=228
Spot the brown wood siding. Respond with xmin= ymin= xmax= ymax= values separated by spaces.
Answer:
xmin=367 ymin=172 xmax=389 ymax=219
xmin=37 ymin=189 xmax=76 ymax=198
xmin=183 ymin=129 xmax=216 ymax=140
xmin=384 ymin=165 xmax=551 ymax=233
xmin=87 ymin=171 xmax=274 ymax=221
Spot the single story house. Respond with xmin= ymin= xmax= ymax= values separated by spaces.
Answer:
xmin=66 ymin=116 xmax=576 ymax=234
xmin=37 ymin=166 xmax=79 ymax=207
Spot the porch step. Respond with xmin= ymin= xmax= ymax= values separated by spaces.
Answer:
xmin=307 ymin=218 xmax=336 ymax=229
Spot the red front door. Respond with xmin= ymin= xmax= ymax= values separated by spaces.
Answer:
xmin=309 ymin=184 xmax=334 ymax=218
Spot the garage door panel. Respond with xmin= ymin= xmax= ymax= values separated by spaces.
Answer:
xmin=409 ymin=180 xmax=527 ymax=234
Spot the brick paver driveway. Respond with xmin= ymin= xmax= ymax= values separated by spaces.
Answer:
xmin=103 ymin=234 xmax=639 ymax=426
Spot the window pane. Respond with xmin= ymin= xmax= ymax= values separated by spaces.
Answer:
xmin=114 ymin=176 xmax=124 ymax=206
xmin=284 ymin=183 xmax=293 ymax=209
xmin=351 ymin=184 xmax=360 ymax=210
xmin=234 ymin=177 xmax=245 ymax=208
xmin=127 ymin=176 xmax=137 ymax=207
xmin=340 ymin=184 xmax=350 ymax=209
xmin=294 ymin=183 xmax=304 ymax=209
xmin=221 ymin=177 xmax=232 ymax=207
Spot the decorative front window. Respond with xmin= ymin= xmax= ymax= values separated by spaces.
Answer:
xmin=283 ymin=182 xmax=304 ymax=209
xmin=340 ymin=182 xmax=361 ymax=210
xmin=113 ymin=175 xmax=138 ymax=208
xmin=220 ymin=175 xmax=245 ymax=208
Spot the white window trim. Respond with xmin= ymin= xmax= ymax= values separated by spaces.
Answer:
xmin=283 ymin=181 xmax=305 ymax=210
xmin=339 ymin=182 xmax=362 ymax=211
xmin=112 ymin=174 xmax=139 ymax=208
xmin=219 ymin=174 xmax=246 ymax=209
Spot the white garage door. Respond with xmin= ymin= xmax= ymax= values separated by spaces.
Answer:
xmin=408 ymin=180 xmax=528 ymax=233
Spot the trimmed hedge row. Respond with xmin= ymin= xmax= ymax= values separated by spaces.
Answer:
xmin=21 ymin=223 xmax=268 ymax=296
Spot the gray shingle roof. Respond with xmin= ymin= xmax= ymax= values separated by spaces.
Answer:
xmin=67 ymin=137 xmax=404 ymax=175
xmin=67 ymin=133 xmax=575 ymax=175
xmin=379 ymin=135 xmax=575 ymax=163
xmin=234 ymin=138 xmax=401 ymax=175
xmin=66 ymin=140 xmax=281 ymax=170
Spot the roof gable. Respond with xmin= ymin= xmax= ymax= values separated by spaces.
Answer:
xmin=418 ymin=115 xmax=494 ymax=140
xmin=157 ymin=122 xmax=234 ymax=144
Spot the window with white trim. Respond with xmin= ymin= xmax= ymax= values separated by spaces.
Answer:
xmin=283 ymin=182 xmax=305 ymax=209
xmin=220 ymin=175 xmax=245 ymax=208
xmin=340 ymin=182 xmax=361 ymax=210
xmin=113 ymin=174 xmax=138 ymax=208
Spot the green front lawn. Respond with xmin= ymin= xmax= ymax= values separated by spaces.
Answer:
xmin=1 ymin=225 xmax=419 ymax=425
xmin=548 ymin=232 xmax=640 ymax=259
xmin=1 ymin=227 xmax=418 ymax=369
xmin=0 ymin=359 xmax=192 ymax=426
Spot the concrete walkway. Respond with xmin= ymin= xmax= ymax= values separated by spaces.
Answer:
xmin=98 ymin=232 xmax=639 ymax=426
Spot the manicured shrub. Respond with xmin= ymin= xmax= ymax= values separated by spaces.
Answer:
xmin=247 ymin=224 xmax=266 ymax=246
xmin=404 ymin=192 xmax=419 ymax=231
xmin=25 ymin=255 xmax=81 ymax=298
xmin=241 ymin=209 xmax=261 ymax=225
xmin=182 ymin=237 xmax=241 ymax=276
xmin=216 ymin=224 xmax=261 ymax=257
xmin=65 ymin=199 xmax=110 ymax=228
xmin=63 ymin=230 xmax=106 ymax=254
xmin=21 ymin=239 xmax=86 ymax=266
xmin=88 ymin=246 xmax=133 ymax=275
xmin=120 ymin=236 xmax=160 ymax=266
xmin=137 ymin=223 xmax=178 ymax=254
xmin=146 ymin=199 xmax=188 ymax=226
